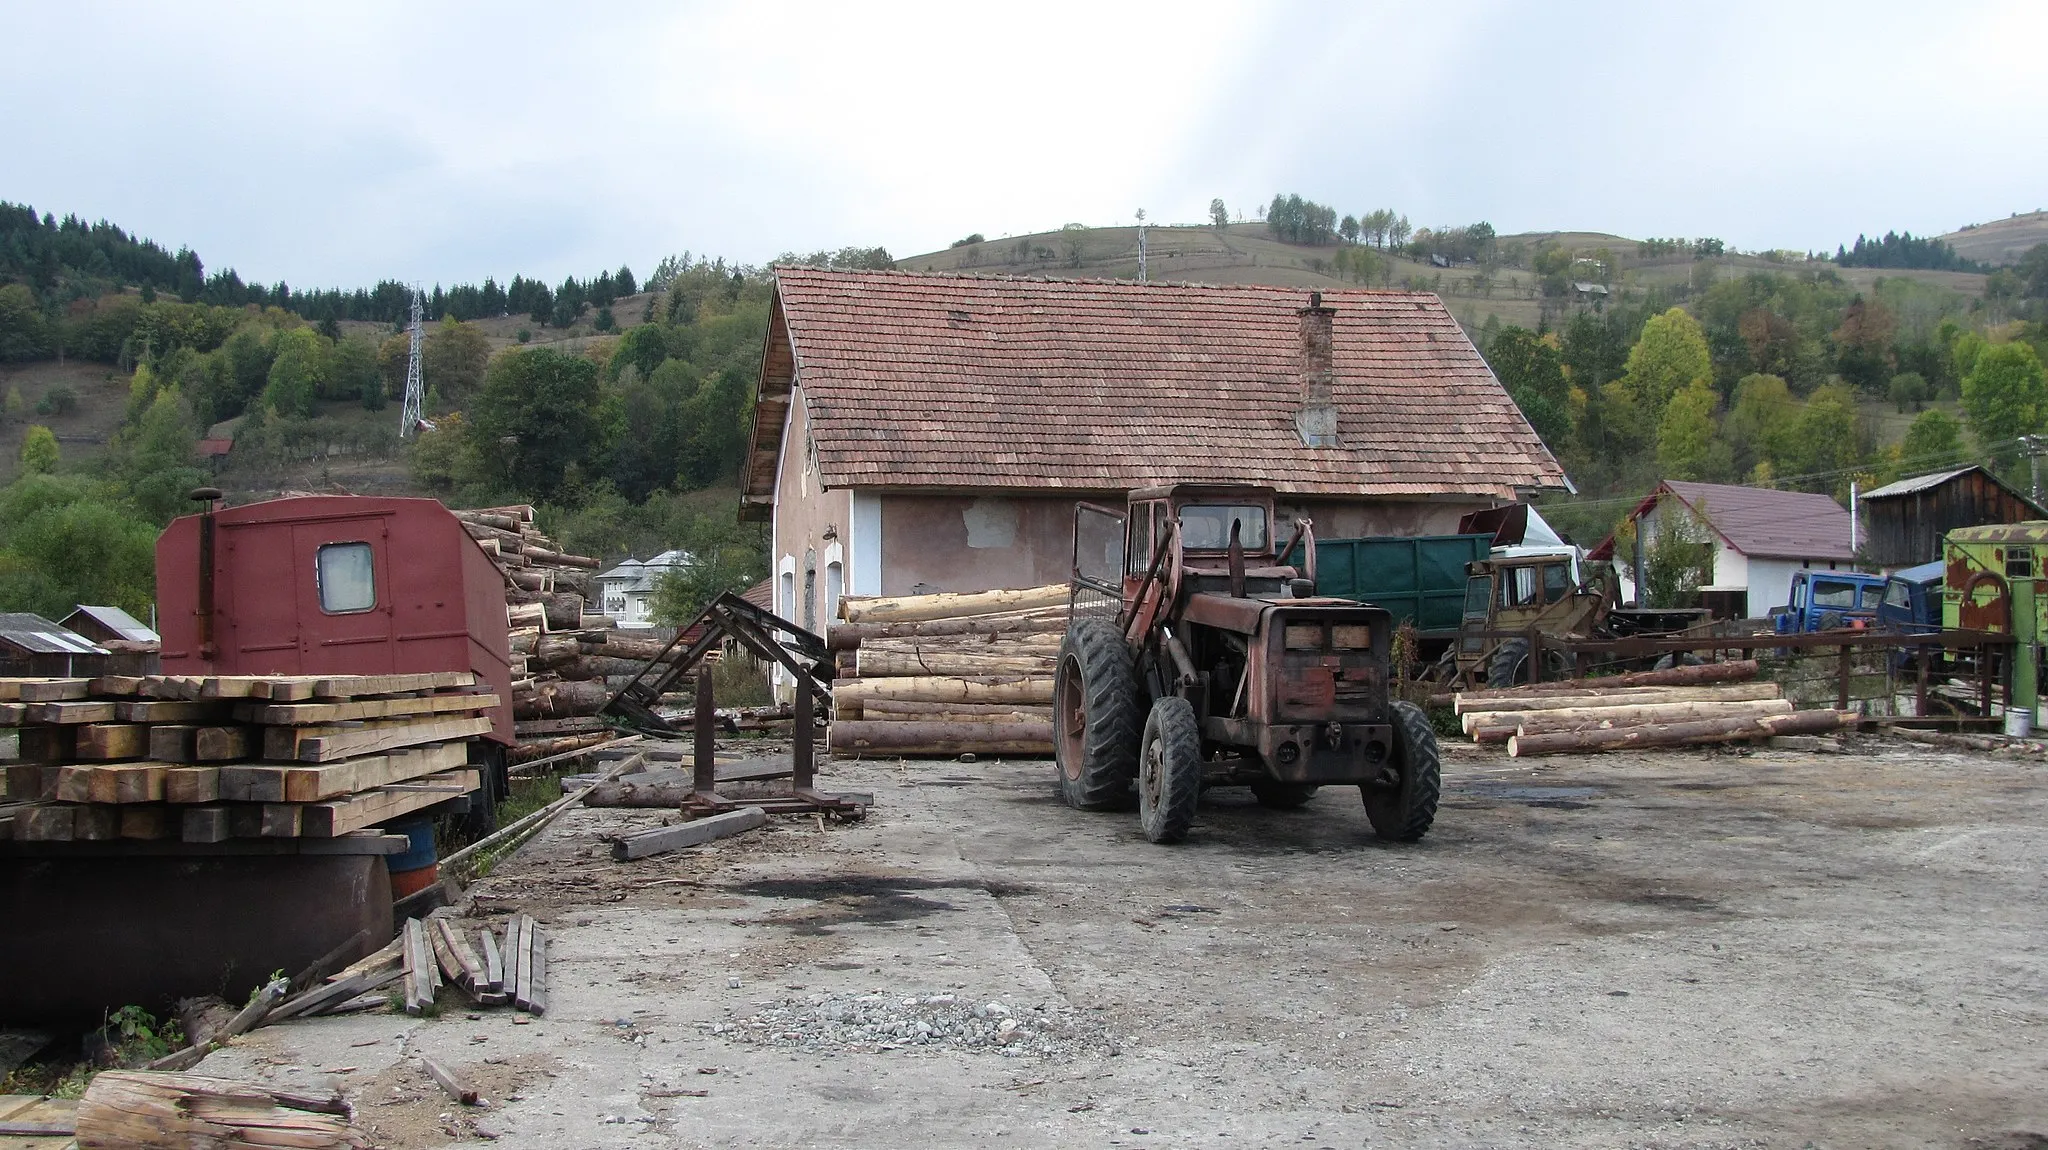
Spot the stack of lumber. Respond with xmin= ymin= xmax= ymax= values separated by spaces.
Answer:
xmin=1450 ymin=662 xmax=1852 ymax=757
xmin=827 ymin=584 xmax=1070 ymax=757
xmin=0 ymin=673 xmax=491 ymax=844
xmin=450 ymin=505 xmax=613 ymax=722
xmin=395 ymin=913 xmax=547 ymax=1015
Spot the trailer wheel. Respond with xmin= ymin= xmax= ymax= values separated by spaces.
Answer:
xmin=1251 ymin=782 xmax=1319 ymax=808
xmin=1362 ymin=701 xmax=1440 ymax=843
xmin=1054 ymin=619 xmax=1141 ymax=811
xmin=1486 ymin=638 xmax=1576 ymax=688
xmin=1138 ymin=697 xmax=1202 ymax=843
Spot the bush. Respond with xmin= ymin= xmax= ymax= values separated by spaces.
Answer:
xmin=34 ymin=386 xmax=76 ymax=417
xmin=515 ymin=328 xmax=532 ymax=344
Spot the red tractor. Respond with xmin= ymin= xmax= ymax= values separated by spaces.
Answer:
xmin=1057 ymin=485 xmax=1440 ymax=844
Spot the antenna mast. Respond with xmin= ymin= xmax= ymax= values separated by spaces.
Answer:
xmin=399 ymin=287 xmax=425 ymax=438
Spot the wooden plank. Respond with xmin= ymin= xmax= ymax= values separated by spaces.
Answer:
xmin=480 ymin=930 xmax=505 ymax=997
xmin=506 ymin=917 xmax=529 ymax=1011
xmin=118 ymin=700 xmax=233 ymax=723
xmin=403 ymin=919 xmax=434 ymax=1015
xmin=90 ymin=675 xmax=145 ymax=696
xmin=23 ymin=700 xmax=117 ymax=724
xmin=229 ymin=804 xmax=303 ymax=839
xmin=87 ymin=764 xmax=165 ymax=804
xmin=267 ymin=715 xmax=494 ymax=764
xmin=55 ymin=765 xmax=93 ymax=803
xmin=194 ymin=726 xmax=255 ymax=762
xmin=73 ymin=805 xmax=118 ymax=840
xmin=119 ymin=805 xmax=174 ymax=840
xmin=426 ymin=921 xmax=476 ymax=1003
xmin=0 ymin=726 xmax=73 ymax=763
xmin=164 ymin=766 xmax=220 ymax=804
xmin=139 ymin=675 xmax=206 ymax=700
xmin=15 ymin=805 xmax=75 ymax=841
xmin=0 ymin=702 xmax=22 ymax=725
xmin=15 ymin=679 xmax=92 ymax=702
xmin=527 ymin=922 xmax=547 ymax=1016
xmin=436 ymin=919 xmax=489 ymax=992
xmin=267 ymin=671 xmax=480 ymax=702
xmin=181 ymin=805 xmax=231 ymax=843
xmin=609 ymin=806 xmax=766 ymax=860
xmin=148 ymin=725 xmax=200 ymax=763
xmin=74 ymin=724 xmax=147 ymax=761
xmin=237 ymin=692 xmax=500 ymax=726
xmin=219 ymin=742 xmax=469 ymax=804
xmin=198 ymin=676 xmax=277 ymax=699
xmin=1 ymin=763 xmax=44 ymax=800
xmin=297 ymin=768 xmax=480 ymax=836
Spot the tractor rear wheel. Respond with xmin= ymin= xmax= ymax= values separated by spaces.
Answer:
xmin=1138 ymin=697 xmax=1202 ymax=843
xmin=1251 ymin=782 xmax=1319 ymax=809
xmin=1361 ymin=701 xmax=1441 ymax=843
xmin=1486 ymin=638 xmax=1576 ymax=688
xmin=1054 ymin=619 xmax=1141 ymax=811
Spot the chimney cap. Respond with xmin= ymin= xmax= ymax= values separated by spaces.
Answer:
xmin=1309 ymin=291 xmax=1321 ymax=308
xmin=1299 ymin=291 xmax=1334 ymax=316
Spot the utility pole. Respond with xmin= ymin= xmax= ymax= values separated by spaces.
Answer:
xmin=400 ymin=288 xmax=425 ymax=438
xmin=1135 ymin=209 xmax=1147 ymax=284
xmin=2022 ymin=435 xmax=2048 ymax=501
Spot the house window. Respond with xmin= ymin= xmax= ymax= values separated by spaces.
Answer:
xmin=315 ymin=543 xmax=376 ymax=613
xmin=779 ymin=570 xmax=796 ymax=623
xmin=2007 ymin=550 xmax=2034 ymax=579
xmin=825 ymin=562 xmax=844 ymax=623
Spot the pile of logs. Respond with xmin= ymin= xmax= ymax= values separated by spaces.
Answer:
xmin=827 ymin=585 xmax=1071 ymax=757
xmin=1450 ymin=660 xmax=1853 ymax=758
xmin=453 ymin=506 xmax=687 ymax=732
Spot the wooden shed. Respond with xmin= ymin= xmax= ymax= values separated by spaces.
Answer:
xmin=1860 ymin=466 xmax=2046 ymax=569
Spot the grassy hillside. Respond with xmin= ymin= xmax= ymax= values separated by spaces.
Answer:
xmin=1941 ymin=211 xmax=2048 ymax=266
xmin=900 ymin=222 xmax=1990 ymax=337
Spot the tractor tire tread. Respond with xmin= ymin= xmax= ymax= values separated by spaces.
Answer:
xmin=1364 ymin=700 xmax=1441 ymax=843
xmin=1056 ymin=618 xmax=1142 ymax=811
xmin=1139 ymin=697 xmax=1202 ymax=843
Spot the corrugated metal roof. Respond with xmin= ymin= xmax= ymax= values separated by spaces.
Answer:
xmin=1860 ymin=466 xmax=1978 ymax=500
xmin=1948 ymin=521 xmax=2048 ymax=544
xmin=0 ymin=613 xmax=109 ymax=655
xmin=62 ymin=604 xmax=159 ymax=643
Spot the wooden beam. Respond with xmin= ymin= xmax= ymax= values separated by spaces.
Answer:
xmin=87 ymin=763 xmax=166 ymax=804
xmin=74 ymin=723 xmax=149 ymax=760
xmin=297 ymin=769 xmax=480 ymax=837
xmin=264 ymin=716 xmax=494 ymax=764
xmin=220 ymin=742 xmax=469 ymax=804
xmin=13 ymin=679 xmax=93 ymax=702
xmin=25 ymin=700 xmax=119 ymax=724
xmin=267 ymin=672 xmax=480 ymax=702
xmin=194 ymin=726 xmax=255 ymax=762
xmin=181 ymin=806 xmax=232 ymax=844
xmin=164 ymin=766 xmax=220 ymax=804
xmin=149 ymin=725 xmax=200 ymax=763
xmin=118 ymin=700 xmax=233 ymax=723
xmin=236 ymin=693 xmax=499 ymax=726
xmin=609 ymin=806 xmax=766 ymax=860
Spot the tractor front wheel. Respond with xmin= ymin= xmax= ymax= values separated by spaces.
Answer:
xmin=1054 ymin=619 xmax=1141 ymax=811
xmin=1361 ymin=700 xmax=1441 ymax=843
xmin=1138 ymin=697 xmax=1202 ymax=843
xmin=1486 ymin=638 xmax=1576 ymax=689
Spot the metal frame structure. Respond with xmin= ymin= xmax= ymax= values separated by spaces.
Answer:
xmin=399 ymin=289 xmax=425 ymax=438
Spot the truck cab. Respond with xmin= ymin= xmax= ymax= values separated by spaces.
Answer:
xmin=1878 ymin=561 xmax=1944 ymax=634
xmin=1772 ymin=570 xmax=1887 ymax=634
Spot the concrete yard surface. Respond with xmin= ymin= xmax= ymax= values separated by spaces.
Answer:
xmin=199 ymin=739 xmax=2048 ymax=1147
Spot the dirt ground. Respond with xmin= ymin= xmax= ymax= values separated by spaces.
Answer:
xmin=199 ymin=737 xmax=2048 ymax=1148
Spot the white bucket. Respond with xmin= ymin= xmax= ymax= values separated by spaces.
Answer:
xmin=2006 ymin=708 xmax=2033 ymax=739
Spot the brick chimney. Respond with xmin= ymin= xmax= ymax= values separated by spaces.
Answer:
xmin=1296 ymin=291 xmax=1339 ymax=447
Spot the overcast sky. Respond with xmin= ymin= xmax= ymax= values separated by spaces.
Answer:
xmin=4 ymin=1 xmax=2042 ymax=290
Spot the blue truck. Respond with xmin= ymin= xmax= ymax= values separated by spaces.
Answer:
xmin=1771 ymin=569 xmax=1889 ymax=634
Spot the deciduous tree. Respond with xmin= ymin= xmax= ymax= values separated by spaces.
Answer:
xmin=18 ymin=424 xmax=58 ymax=474
xmin=1962 ymin=342 xmax=2048 ymax=470
xmin=1620 ymin=307 xmax=1712 ymax=420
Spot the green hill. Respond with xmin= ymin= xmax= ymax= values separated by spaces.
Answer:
xmin=1942 ymin=211 xmax=2048 ymax=266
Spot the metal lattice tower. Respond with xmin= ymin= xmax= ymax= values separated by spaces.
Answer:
xmin=399 ymin=288 xmax=425 ymax=438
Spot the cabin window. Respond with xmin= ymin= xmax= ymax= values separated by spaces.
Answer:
xmin=1500 ymin=566 xmax=1542 ymax=608
xmin=315 ymin=542 xmax=376 ymax=613
xmin=1883 ymin=581 xmax=1912 ymax=610
xmin=1178 ymin=505 xmax=1269 ymax=550
xmin=1463 ymin=576 xmax=1491 ymax=620
xmin=1542 ymin=563 xmax=1570 ymax=603
xmin=2007 ymin=551 xmax=2034 ymax=579
xmin=1811 ymin=580 xmax=1858 ymax=609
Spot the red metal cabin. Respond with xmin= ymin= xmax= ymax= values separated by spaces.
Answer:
xmin=156 ymin=494 xmax=515 ymax=745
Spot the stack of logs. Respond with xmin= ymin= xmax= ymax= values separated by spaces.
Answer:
xmin=1451 ymin=660 xmax=1853 ymax=757
xmin=451 ymin=506 xmax=689 ymax=738
xmin=827 ymin=585 xmax=1070 ymax=757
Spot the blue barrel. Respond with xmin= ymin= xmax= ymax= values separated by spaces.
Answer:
xmin=385 ymin=816 xmax=438 ymax=872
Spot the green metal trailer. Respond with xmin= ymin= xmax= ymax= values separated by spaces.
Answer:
xmin=1305 ymin=534 xmax=1495 ymax=633
xmin=1942 ymin=522 xmax=2048 ymax=719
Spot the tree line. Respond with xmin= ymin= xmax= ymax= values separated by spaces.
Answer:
xmin=1836 ymin=230 xmax=1983 ymax=272
xmin=1477 ymin=254 xmax=2048 ymax=546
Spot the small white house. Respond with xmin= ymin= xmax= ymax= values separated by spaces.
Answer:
xmin=1600 ymin=480 xmax=1857 ymax=619
xmin=593 ymin=549 xmax=692 ymax=628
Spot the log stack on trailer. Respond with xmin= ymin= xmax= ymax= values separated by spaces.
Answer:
xmin=1448 ymin=660 xmax=1853 ymax=757
xmin=0 ymin=672 xmax=493 ymax=843
xmin=827 ymin=584 xmax=1070 ymax=758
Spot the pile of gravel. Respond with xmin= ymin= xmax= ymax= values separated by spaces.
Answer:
xmin=703 ymin=992 xmax=1112 ymax=1058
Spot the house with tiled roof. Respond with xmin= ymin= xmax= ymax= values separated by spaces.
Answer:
xmin=1595 ymin=480 xmax=1859 ymax=619
xmin=742 ymin=268 xmax=1571 ymax=631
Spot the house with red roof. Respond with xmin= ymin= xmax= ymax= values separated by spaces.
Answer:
xmin=1594 ymin=480 xmax=1858 ymax=619
xmin=741 ymin=268 xmax=1571 ymax=632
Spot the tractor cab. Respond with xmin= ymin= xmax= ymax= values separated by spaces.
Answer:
xmin=1118 ymin=485 xmax=1313 ymax=603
